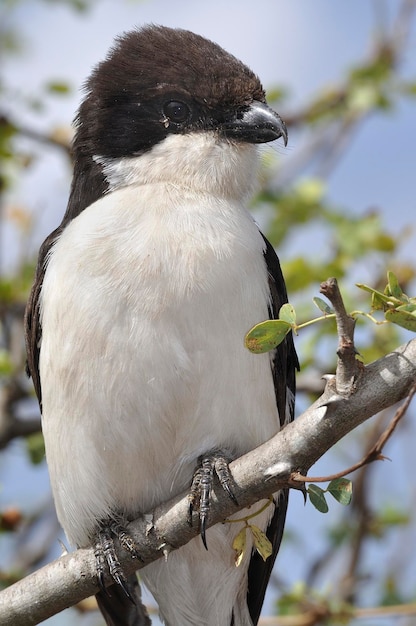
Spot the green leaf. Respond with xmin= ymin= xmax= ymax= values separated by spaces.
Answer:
xmin=26 ymin=432 xmax=45 ymax=465
xmin=356 ymin=282 xmax=389 ymax=301
xmin=386 ymin=271 xmax=403 ymax=299
xmin=245 ymin=320 xmax=291 ymax=354
xmin=372 ymin=290 xmax=389 ymax=311
xmin=356 ymin=283 xmax=402 ymax=308
xmin=327 ymin=478 xmax=353 ymax=505
xmin=397 ymin=303 xmax=416 ymax=313
xmin=44 ymin=81 xmax=71 ymax=95
xmin=0 ymin=349 xmax=13 ymax=376
xmin=378 ymin=505 xmax=410 ymax=527
xmin=313 ymin=296 xmax=333 ymax=315
xmin=385 ymin=309 xmax=416 ymax=332
xmin=279 ymin=303 xmax=296 ymax=325
xmin=307 ymin=485 xmax=329 ymax=513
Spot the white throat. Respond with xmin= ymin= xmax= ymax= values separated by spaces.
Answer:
xmin=94 ymin=132 xmax=259 ymax=201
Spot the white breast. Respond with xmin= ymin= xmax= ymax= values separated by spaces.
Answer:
xmin=40 ymin=178 xmax=278 ymax=537
xmin=39 ymin=135 xmax=281 ymax=625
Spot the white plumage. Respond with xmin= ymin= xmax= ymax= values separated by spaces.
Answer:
xmin=39 ymin=133 xmax=280 ymax=625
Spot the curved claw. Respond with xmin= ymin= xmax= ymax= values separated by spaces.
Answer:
xmin=223 ymin=481 xmax=239 ymax=507
xmin=113 ymin=572 xmax=136 ymax=604
xmin=97 ymin=569 xmax=109 ymax=596
xmin=200 ymin=513 xmax=208 ymax=551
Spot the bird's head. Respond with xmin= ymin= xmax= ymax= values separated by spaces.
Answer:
xmin=68 ymin=25 xmax=287 ymax=214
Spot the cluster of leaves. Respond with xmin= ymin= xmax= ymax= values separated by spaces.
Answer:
xmin=229 ymin=500 xmax=275 ymax=567
xmin=244 ymin=272 xmax=416 ymax=355
xmin=358 ymin=271 xmax=416 ymax=331
xmin=229 ymin=480 xmax=353 ymax=569
xmin=307 ymin=478 xmax=353 ymax=514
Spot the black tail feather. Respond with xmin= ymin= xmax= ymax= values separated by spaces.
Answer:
xmin=96 ymin=574 xmax=151 ymax=626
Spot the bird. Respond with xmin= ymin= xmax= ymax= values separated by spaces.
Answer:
xmin=25 ymin=25 xmax=298 ymax=626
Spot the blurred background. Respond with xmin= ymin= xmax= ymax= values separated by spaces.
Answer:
xmin=1 ymin=1 xmax=416 ymax=624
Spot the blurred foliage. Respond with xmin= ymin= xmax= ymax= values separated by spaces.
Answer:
xmin=1 ymin=1 xmax=416 ymax=625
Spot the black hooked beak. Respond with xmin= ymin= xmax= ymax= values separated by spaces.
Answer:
xmin=221 ymin=101 xmax=288 ymax=146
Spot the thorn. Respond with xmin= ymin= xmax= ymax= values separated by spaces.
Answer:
xmin=158 ymin=542 xmax=172 ymax=561
xmin=144 ymin=514 xmax=154 ymax=536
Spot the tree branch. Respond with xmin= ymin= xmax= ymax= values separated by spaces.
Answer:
xmin=0 ymin=114 xmax=71 ymax=156
xmin=292 ymin=380 xmax=416 ymax=483
xmin=320 ymin=278 xmax=358 ymax=395
xmin=1 ymin=338 xmax=415 ymax=626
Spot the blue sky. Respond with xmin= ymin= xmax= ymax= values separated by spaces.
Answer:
xmin=2 ymin=0 xmax=415 ymax=270
xmin=1 ymin=1 xmax=416 ymax=625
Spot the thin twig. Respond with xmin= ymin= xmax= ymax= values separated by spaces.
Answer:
xmin=292 ymin=380 xmax=416 ymax=484
xmin=320 ymin=278 xmax=358 ymax=395
xmin=0 ymin=114 xmax=71 ymax=156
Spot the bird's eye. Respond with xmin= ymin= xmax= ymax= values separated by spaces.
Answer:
xmin=163 ymin=101 xmax=190 ymax=124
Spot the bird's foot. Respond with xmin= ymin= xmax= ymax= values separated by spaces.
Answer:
xmin=95 ymin=518 xmax=141 ymax=600
xmin=188 ymin=451 xmax=238 ymax=549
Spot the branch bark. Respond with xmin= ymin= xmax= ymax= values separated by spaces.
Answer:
xmin=0 ymin=338 xmax=415 ymax=626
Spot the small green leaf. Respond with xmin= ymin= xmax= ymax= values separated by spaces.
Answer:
xmin=386 ymin=271 xmax=403 ymax=299
xmin=45 ymin=81 xmax=71 ymax=95
xmin=395 ymin=302 xmax=416 ymax=312
xmin=279 ymin=303 xmax=296 ymax=325
xmin=385 ymin=309 xmax=416 ymax=332
xmin=26 ymin=432 xmax=45 ymax=465
xmin=356 ymin=283 xmax=402 ymax=309
xmin=327 ymin=478 xmax=353 ymax=506
xmin=307 ymin=485 xmax=329 ymax=513
xmin=313 ymin=296 xmax=333 ymax=315
xmin=378 ymin=505 xmax=410 ymax=527
xmin=245 ymin=320 xmax=291 ymax=354
xmin=356 ymin=282 xmax=381 ymax=295
xmin=0 ymin=349 xmax=13 ymax=375
xmin=371 ymin=290 xmax=388 ymax=311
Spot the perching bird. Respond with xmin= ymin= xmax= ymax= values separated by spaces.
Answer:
xmin=25 ymin=25 xmax=298 ymax=626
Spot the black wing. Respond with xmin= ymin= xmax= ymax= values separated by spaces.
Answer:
xmin=24 ymin=154 xmax=107 ymax=408
xmin=246 ymin=233 xmax=299 ymax=625
xmin=24 ymin=227 xmax=64 ymax=409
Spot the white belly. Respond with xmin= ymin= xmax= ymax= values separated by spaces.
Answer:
xmin=39 ymin=183 xmax=279 ymax=623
